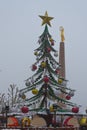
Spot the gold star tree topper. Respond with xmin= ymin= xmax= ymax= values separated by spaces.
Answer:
xmin=39 ymin=11 xmax=54 ymax=27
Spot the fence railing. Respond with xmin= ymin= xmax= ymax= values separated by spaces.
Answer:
xmin=0 ymin=127 xmax=80 ymax=130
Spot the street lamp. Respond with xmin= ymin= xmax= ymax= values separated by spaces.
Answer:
xmin=1 ymin=107 xmax=5 ymax=127
xmin=85 ymin=108 xmax=87 ymax=114
xmin=53 ymin=104 xmax=58 ymax=128
xmin=5 ymin=105 xmax=9 ymax=128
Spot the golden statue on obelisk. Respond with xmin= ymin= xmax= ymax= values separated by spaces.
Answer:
xmin=60 ymin=26 xmax=65 ymax=42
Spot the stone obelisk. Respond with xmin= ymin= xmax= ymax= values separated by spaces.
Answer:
xmin=59 ymin=26 xmax=65 ymax=79
xmin=57 ymin=26 xmax=66 ymax=109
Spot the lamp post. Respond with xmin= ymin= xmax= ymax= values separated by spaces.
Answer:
xmin=1 ymin=107 xmax=5 ymax=127
xmin=85 ymin=108 xmax=87 ymax=114
xmin=5 ymin=105 xmax=9 ymax=128
xmin=53 ymin=104 xmax=58 ymax=128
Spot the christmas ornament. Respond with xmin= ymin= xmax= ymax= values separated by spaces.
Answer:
xmin=49 ymin=37 xmax=53 ymax=42
xmin=58 ymin=78 xmax=63 ymax=84
xmin=54 ymin=90 xmax=61 ymax=96
xmin=21 ymin=106 xmax=29 ymax=113
xmin=32 ymin=88 xmax=38 ymax=95
xmin=69 ymin=90 xmax=74 ymax=97
xmin=47 ymin=47 xmax=51 ymax=52
xmin=41 ymin=61 xmax=46 ymax=68
xmin=25 ymin=80 xmax=31 ymax=86
xmin=54 ymin=51 xmax=58 ymax=57
xmin=62 ymin=80 xmax=67 ymax=86
xmin=49 ymin=105 xmax=54 ymax=112
xmin=19 ymin=92 xmax=26 ymax=99
xmin=52 ymin=64 xmax=56 ymax=69
xmin=66 ymin=95 xmax=71 ymax=100
xmin=38 ymin=51 xmax=43 ymax=56
xmin=19 ymin=92 xmax=23 ymax=97
xmin=21 ymin=94 xmax=26 ymax=99
xmin=34 ymin=51 xmax=38 ymax=56
xmin=79 ymin=117 xmax=87 ymax=125
xmin=49 ymin=38 xmax=54 ymax=46
xmin=36 ymin=57 xmax=39 ymax=61
xmin=32 ymin=64 xmax=37 ymax=71
xmin=55 ymin=68 xmax=60 ymax=74
xmin=72 ymin=107 xmax=79 ymax=113
xmin=51 ymin=41 xmax=54 ymax=46
xmin=31 ymin=77 xmax=34 ymax=84
xmin=39 ymin=11 xmax=54 ymax=26
xmin=43 ymin=76 xmax=49 ymax=83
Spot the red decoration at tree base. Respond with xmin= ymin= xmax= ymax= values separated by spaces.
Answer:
xmin=21 ymin=106 xmax=29 ymax=113
xmin=72 ymin=107 xmax=79 ymax=113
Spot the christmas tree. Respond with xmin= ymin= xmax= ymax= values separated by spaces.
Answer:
xmin=20 ymin=11 xmax=79 ymax=115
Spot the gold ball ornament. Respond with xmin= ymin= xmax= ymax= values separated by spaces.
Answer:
xmin=49 ymin=105 xmax=54 ymax=112
xmin=32 ymin=88 xmax=38 ymax=95
xmin=79 ymin=117 xmax=87 ymax=125
xmin=49 ymin=37 xmax=52 ymax=41
xmin=19 ymin=92 xmax=26 ymax=99
xmin=58 ymin=79 xmax=63 ymax=84
xmin=41 ymin=61 xmax=46 ymax=68
xmin=21 ymin=94 xmax=26 ymax=99
xmin=34 ymin=51 xmax=38 ymax=56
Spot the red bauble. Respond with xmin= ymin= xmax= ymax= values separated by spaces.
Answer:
xmin=66 ymin=95 xmax=71 ymax=100
xmin=43 ymin=76 xmax=49 ymax=83
xmin=47 ymin=47 xmax=51 ymax=52
xmin=51 ymin=41 xmax=54 ymax=46
xmin=72 ymin=107 xmax=79 ymax=113
xmin=55 ymin=68 xmax=60 ymax=74
xmin=32 ymin=64 xmax=37 ymax=71
xmin=21 ymin=106 xmax=29 ymax=113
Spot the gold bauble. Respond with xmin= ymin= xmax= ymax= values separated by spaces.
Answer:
xmin=49 ymin=38 xmax=53 ymax=42
xmin=58 ymin=79 xmax=63 ymax=84
xmin=41 ymin=61 xmax=46 ymax=68
xmin=34 ymin=51 xmax=38 ymax=56
xmin=32 ymin=88 xmax=38 ymax=95
xmin=79 ymin=117 xmax=87 ymax=125
xmin=22 ymin=94 xmax=26 ymax=99
xmin=49 ymin=105 xmax=54 ymax=112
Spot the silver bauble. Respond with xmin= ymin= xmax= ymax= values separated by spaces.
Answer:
xmin=54 ymin=51 xmax=58 ymax=57
xmin=25 ymin=80 xmax=31 ymax=86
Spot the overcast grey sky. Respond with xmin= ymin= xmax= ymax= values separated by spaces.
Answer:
xmin=0 ymin=0 xmax=87 ymax=111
